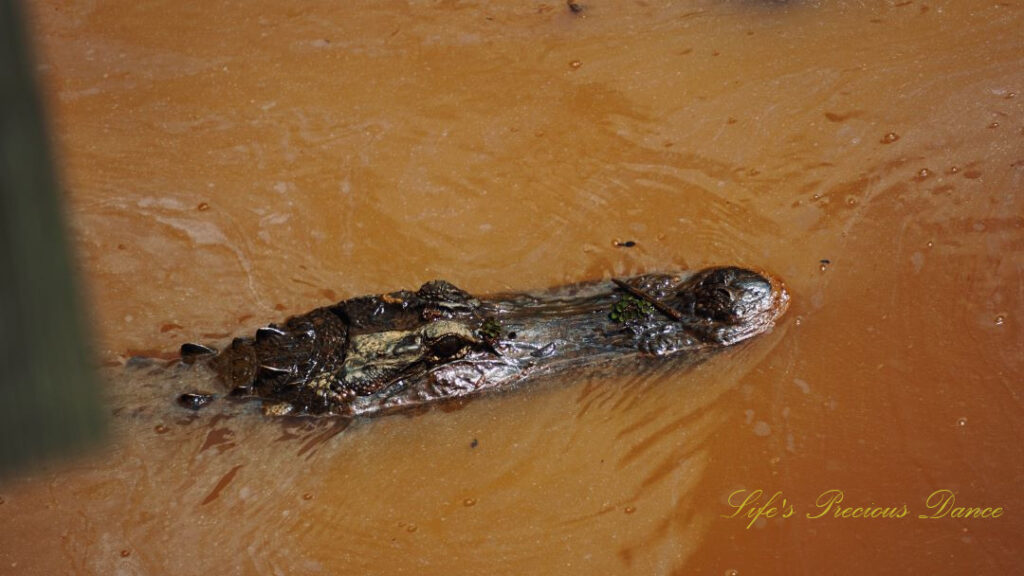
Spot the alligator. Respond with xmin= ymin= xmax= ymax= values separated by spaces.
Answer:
xmin=179 ymin=266 xmax=788 ymax=417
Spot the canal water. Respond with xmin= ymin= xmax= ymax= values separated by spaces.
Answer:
xmin=2 ymin=1 xmax=1021 ymax=574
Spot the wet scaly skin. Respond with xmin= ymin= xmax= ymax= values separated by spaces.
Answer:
xmin=180 ymin=267 xmax=788 ymax=417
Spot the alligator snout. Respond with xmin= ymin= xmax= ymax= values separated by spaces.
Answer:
xmin=689 ymin=267 xmax=774 ymax=324
xmin=667 ymin=266 xmax=788 ymax=347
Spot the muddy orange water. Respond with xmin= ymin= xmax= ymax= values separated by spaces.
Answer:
xmin=2 ymin=1 xmax=1021 ymax=574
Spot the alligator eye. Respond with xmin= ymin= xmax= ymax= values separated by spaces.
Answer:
xmin=429 ymin=334 xmax=471 ymax=360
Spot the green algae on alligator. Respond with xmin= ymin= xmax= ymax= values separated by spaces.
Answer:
xmin=179 ymin=267 xmax=789 ymax=417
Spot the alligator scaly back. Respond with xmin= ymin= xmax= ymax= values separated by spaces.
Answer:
xmin=180 ymin=267 xmax=788 ymax=417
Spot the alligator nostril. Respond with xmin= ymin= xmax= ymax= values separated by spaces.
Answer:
xmin=714 ymin=287 xmax=733 ymax=304
xmin=689 ymin=272 xmax=749 ymax=323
